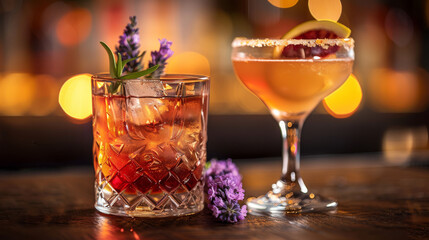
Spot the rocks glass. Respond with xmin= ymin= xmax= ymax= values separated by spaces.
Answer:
xmin=92 ymin=74 xmax=209 ymax=217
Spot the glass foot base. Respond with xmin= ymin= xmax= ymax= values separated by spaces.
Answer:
xmin=247 ymin=190 xmax=337 ymax=214
xmin=95 ymin=204 xmax=204 ymax=218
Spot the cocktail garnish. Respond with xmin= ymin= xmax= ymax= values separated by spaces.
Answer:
xmin=205 ymin=159 xmax=247 ymax=223
xmin=147 ymin=38 xmax=174 ymax=78
xmin=282 ymin=20 xmax=350 ymax=39
xmin=274 ymin=20 xmax=351 ymax=58
xmin=100 ymin=41 xmax=158 ymax=80
xmin=116 ymin=16 xmax=144 ymax=73
xmin=100 ymin=41 xmax=158 ymax=93
xmin=100 ymin=16 xmax=174 ymax=93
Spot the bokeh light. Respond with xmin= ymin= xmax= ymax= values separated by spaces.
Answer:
xmin=308 ymin=0 xmax=342 ymax=22
xmin=268 ymin=0 xmax=299 ymax=9
xmin=383 ymin=126 xmax=428 ymax=165
xmin=368 ymin=68 xmax=429 ymax=113
xmin=30 ymin=75 xmax=59 ymax=116
xmin=56 ymin=8 xmax=92 ymax=46
xmin=385 ymin=8 xmax=413 ymax=46
xmin=166 ymin=52 xmax=210 ymax=76
xmin=59 ymin=74 xmax=92 ymax=120
xmin=323 ymin=74 xmax=362 ymax=118
xmin=0 ymin=73 xmax=37 ymax=116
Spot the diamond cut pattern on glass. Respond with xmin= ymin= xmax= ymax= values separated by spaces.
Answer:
xmin=93 ymin=78 xmax=208 ymax=216
xmin=134 ymin=174 xmax=156 ymax=194
xmin=95 ymin=173 xmax=204 ymax=216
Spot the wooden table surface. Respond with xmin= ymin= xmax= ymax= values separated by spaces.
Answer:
xmin=1 ymin=156 xmax=429 ymax=240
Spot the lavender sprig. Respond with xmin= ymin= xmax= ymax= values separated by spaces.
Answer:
xmin=205 ymin=159 xmax=247 ymax=223
xmin=100 ymin=16 xmax=159 ymax=94
xmin=116 ymin=16 xmax=144 ymax=73
xmin=148 ymin=38 xmax=174 ymax=78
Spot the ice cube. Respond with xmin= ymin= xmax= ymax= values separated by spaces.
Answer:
xmin=124 ymin=80 xmax=165 ymax=97
xmin=126 ymin=97 xmax=164 ymax=126
xmin=105 ymin=97 xmax=126 ymax=138
xmin=125 ymin=96 xmax=169 ymax=140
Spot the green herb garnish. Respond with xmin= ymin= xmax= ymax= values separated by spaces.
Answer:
xmin=100 ymin=41 xmax=158 ymax=93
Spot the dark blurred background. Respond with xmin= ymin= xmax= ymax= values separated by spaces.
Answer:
xmin=0 ymin=0 xmax=428 ymax=169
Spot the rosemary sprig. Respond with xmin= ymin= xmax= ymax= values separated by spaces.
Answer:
xmin=100 ymin=41 xmax=158 ymax=94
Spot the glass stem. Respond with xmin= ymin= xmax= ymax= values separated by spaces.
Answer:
xmin=278 ymin=119 xmax=308 ymax=194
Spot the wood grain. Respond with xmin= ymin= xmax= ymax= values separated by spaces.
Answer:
xmin=0 ymin=157 xmax=428 ymax=240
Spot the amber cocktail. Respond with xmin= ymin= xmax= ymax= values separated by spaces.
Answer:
xmin=233 ymin=58 xmax=353 ymax=116
xmin=92 ymin=74 xmax=209 ymax=217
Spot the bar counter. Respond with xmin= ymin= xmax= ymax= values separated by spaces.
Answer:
xmin=1 ymin=155 xmax=428 ymax=240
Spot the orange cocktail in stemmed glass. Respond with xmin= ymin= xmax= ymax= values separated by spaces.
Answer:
xmin=232 ymin=37 xmax=354 ymax=213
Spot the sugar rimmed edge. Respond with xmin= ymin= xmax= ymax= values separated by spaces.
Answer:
xmin=231 ymin=38 xmax=354 ymax=50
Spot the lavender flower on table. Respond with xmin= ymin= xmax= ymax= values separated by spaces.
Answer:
xmin=148 ymin=38 xmax=174 ymax=78
xmin=116 ymin=16 xmax=143 ymax=73
xmin=206 ymin=159 xmax=242 ymax=184
xmin=205 ymin=159 xmax=247 ymax=223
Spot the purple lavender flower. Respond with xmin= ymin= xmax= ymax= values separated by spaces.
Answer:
xmin=148 ymin=38 xmax=174 ymax=78
xmin=205 ymin=159 xmax=241 ymax=184
xmin=209 ymin=198 xmax=247 ymax=223
xmin=116 ymin=16 xmax=143 ymax=73
xmin=205 ymin=159 xmax=247 ymax=223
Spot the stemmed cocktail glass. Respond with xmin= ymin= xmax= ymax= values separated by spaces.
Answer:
xmin=232 ymin=38 xmax=354 ymax=213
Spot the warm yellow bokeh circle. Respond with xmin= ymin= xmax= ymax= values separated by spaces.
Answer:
xmin=268 ymin=0 xmax=299 ymax=8
xmin=323 ymin=74 xmax=362 ymax=118
xmin=308 ymin=0 xmax=342 ymax=22
xmin=59 ymin=74 xmax=92 ymax=119
xmin=0 ymin=73 xmax=36 ymax=116
xmin=166 ymin=52 xmax=210 ymax=76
